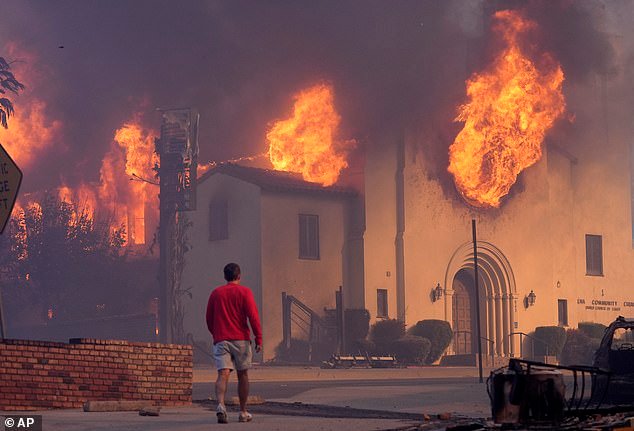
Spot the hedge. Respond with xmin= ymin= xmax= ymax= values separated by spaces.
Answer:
xmin=370 ymin=319 xmax=405 ymax=344
xmin=560 ymin=329 xmax=600 ymax=366
xmin=533 ymin=326 xmax=567 ymax=357
xmin=407 ymin=319 xmax=453 ymax=364
xmin=390 ymin=335 xmax=431 ymax=365
xmin=578 ymin=322 xmax=607 ymax=340
xmin=274 ymin=338 xmax=334 ymax=363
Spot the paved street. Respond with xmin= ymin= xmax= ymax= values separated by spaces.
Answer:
xmin=194 ymin=365 xmax=493 ymax=417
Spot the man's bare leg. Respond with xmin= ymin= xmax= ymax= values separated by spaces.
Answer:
xmin=216 ymin=369 xmax=231 ymax=406
xmin=237 ymin=369 xmax=249 ymax=413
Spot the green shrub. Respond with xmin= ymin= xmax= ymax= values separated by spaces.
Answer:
xmin=345 ymin=309 xmax=371 ymax=348
xmin=560 ymin=329 xmax=601 ymax=366
xmin=533 ymin=326 xmax=567 ymax=357
xmin=578 ymin=322 xmax=607 ymax=340
xmin=370 ymin=319 xmax=405 ymax=344
xmin=408 ymin=319 xmax=453 ymax=364
xmin=390 ymin=335 xmax=431 ymax=365
xmin=370 ymin=319 xmax=406 ymax=356
xmin=274 ymin=338 xmax=334 ymax=363
xmin=274 ymin=338 xmax=308 ymax=362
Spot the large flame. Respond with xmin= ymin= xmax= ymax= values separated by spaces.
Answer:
xmin=0 ymin=43 xmax=62 ymax=169
xmin=99 ymin=119 xmax=158 ymax=245
xmin=448 ymin=10 xmax=566 ymax=208
xmin=58 ymin=184 xmax=97 ymax=221
xmin=13 ymin=117 xmax=158 ymax=247
xmin=267 ymin=83 xmax=355 ymax=186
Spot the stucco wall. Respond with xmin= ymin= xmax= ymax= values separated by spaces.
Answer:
xmin=363 ymin=140 xmax=398 ymax=323
xmin=260 ymin=192 xmax=348 ymax=360
xmin=181 ymin=174 xmax=262 ymax=353
xmin=566 ymin=78 xmax=634 ymax=325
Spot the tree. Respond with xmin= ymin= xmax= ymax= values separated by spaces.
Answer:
xmin=0 ymin=194 xmax=130 ymax=324
xmin=0 ymin=56 xmax=25 ymax=128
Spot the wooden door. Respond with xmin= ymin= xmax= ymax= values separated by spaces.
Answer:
xmin=452 ymin=278 xmax=472 ymax=354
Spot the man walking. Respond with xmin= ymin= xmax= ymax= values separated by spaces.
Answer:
xmin=206 ymin=263 xmax=263 ymax=423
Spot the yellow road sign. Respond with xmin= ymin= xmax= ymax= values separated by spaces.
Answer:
xmin=0 ymin=143 xmax=22 ymax=234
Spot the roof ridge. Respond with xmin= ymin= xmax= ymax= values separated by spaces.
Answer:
xmin=198 ymin=162 xmax=356 ymax=196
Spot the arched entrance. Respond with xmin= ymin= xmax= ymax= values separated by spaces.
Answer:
xmin=444 ymin=241 xmax=517 ymax=357
xmin=451 ymin=268 xmax=486 ymax=354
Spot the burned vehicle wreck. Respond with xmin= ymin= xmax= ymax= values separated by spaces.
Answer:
xmin=490 ymin=316 xmax=634 ymax=426
xmin=592 ymin=316 xmax=634 ymax=405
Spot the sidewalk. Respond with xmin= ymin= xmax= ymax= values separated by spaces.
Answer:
xmin=2 ymin=405 xmax=422 ymax=431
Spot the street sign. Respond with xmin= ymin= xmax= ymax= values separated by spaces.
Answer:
xmin=0 ymin=143 xmax=22 ymax=234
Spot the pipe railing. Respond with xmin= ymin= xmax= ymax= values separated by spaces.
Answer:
xmin=282 ymin=292 xmax=333 ymax=361
xmin=509 ymin=331 xmax=552 ymax=359
xmin=453 ymin=330 xmax=496 ymax=364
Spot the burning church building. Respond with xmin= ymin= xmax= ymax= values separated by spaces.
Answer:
xmin=178 ymin=4 xmax=634 ymax=363
xmin=362 ymin=11 xmax=633 ymax=360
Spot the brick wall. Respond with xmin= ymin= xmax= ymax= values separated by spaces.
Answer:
xmin=0 ymin=338 xmax=192 ymax=411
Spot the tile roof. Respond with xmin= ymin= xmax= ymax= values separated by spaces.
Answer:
xmin=198 ymin=163 xmax=357 ymax=197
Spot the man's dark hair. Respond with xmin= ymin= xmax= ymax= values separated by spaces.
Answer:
xmin=224 ymin=263 xmax=241 ymax=282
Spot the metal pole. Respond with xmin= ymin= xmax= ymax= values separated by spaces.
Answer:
xmin=472 ymin=219 xmax=484 ymax=383
xmin=490 ymin=340 xmax=494 ymax=366
xmin=282 ymin=292 xmax=291 ymax=349
xmin=339 ymin=286 xmax=345 ymax=353
xmin=335 ymin=287 xmax=344 ymax=354
xmin=0 ymin=285 xmax=6 ymax=339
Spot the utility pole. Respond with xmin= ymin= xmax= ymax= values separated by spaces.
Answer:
xmin=472 ymin=219 xmax=484 ymax=383
xmin=155 ymin=108 xmax=199 ymax=344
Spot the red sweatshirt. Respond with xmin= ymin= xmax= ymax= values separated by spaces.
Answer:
xmin=205 ymin=283 xmax=262 ymax=346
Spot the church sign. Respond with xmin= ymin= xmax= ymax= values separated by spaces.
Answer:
xmin=577 ymin=298 xmax=623 ymax=312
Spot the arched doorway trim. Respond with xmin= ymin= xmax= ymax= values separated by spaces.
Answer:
xmin=443 ymin=241 xmax=517 ymax=357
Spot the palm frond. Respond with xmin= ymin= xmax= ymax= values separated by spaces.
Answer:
xmin=0 ymin=97 xmax=15 ymax=129
xmin=0 ymin=56 xmax=24 ymax=128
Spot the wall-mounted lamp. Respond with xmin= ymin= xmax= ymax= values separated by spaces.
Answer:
xmin=524 ymin=290 xmax=536 ymax=308
xmin=431 ymin=283 xmax=443 ymax=302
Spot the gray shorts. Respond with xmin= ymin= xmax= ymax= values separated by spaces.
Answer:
xmin=213 ymin=340 xmax=252 ymax=371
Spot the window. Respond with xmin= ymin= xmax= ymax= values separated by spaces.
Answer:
xmin=377 ymin=289 xmax=388 ymax=318
xmin=209 ymin=199 xmax=228 ymax=241
xmin=585 ymin=234 xmax=603 ymax=276
xmin=558 ymin=299 xmax=568 ymax=326
xmin=299 ymin=214 xmax=319 ymax=259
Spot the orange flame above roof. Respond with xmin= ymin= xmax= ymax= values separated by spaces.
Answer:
xmin=448 ymin=10 xmax=566 ymax=208
xmin=267 ymin=83 xmax=355 ymax=187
